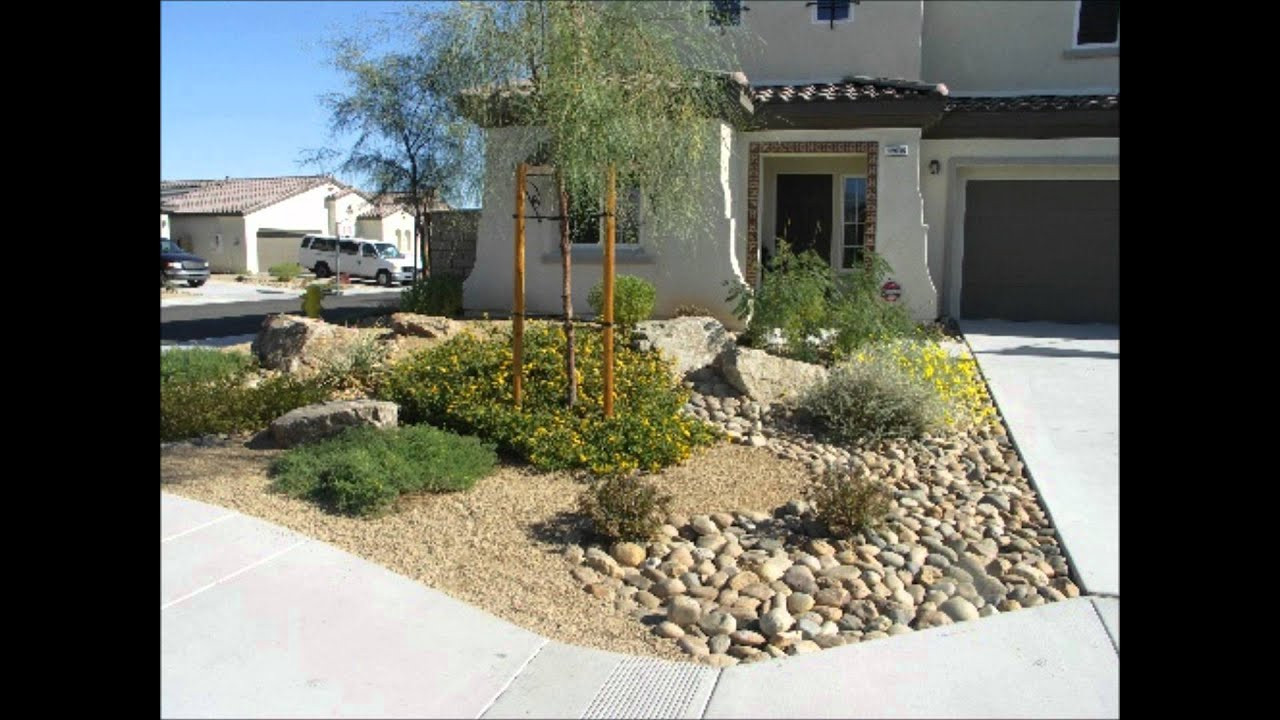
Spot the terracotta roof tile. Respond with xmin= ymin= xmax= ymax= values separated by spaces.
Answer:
xmin=751 ymin=77 xmax=948 ymax=105
xmin=944 ymin=94 xmax=1119 ymax=112
xmin=160 ymin=175 xmax=341 ymax=215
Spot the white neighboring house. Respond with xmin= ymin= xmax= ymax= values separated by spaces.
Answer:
xmin=160 ymin=176 xmax=448 ymax=274
xmin=464 ymin=0 xmax=1119 ymax=328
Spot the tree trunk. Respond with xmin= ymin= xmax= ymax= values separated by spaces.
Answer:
xmin=419 ymin=208 xmax=433 ymax=278
xmin=557 ymin=172 xmax=576 ymax=408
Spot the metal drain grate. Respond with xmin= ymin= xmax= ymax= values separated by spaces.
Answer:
xmin=581 ymin=657 xmax=718 ymax=719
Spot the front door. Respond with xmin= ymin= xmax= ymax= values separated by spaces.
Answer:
xmin=774 ymin=174 xmax=832 ymax=266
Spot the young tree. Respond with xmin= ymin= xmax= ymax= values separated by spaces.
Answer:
xmin=302 ymin=26 xmax=483 ymax=278
xmin=436 ymin=0 xmax=750 ymax=408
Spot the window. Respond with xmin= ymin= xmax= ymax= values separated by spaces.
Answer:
xmin=361 ymin=244 xmax=377 ymax=258
xmin=809 ymin=1 xmax=852 ymax=26
xmin=708 ymin=0 xmax=742 ymax=27
xmin=339 ymin=240 xmax=359 ymax=256
xmin=841 ymin=177 xmax=867 ymax=268
xmin=1075 ymin=0 xmax=1119 ymax=46
xmin=311 ymin=237 xmax=336 ymax=253
xmin=570 ymin=187 xmax=642 ymax=245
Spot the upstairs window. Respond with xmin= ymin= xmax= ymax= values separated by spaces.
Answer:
xmin=809 ymin=1 xmax=852 ymax=27
xmin=708 ymin=0 xmax=743 ymax=27
xmin=1075 ymin=0 xmax=1120 ymax=46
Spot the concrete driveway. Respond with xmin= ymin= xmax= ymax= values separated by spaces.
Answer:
xmin=162 ymin=275 xmax=404 ymax=307
xmin=960 ymin=321 xmax=1118 ymax=596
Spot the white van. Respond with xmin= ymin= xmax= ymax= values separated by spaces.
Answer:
xmin=299 ymin=236 xmax=418 ymax=286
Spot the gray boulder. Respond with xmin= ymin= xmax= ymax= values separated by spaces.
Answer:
xmin=632 ymin=317 xmax=735 ymax=379
xmin=269 ymin=400 xmax=399 ymax=448
xmin=389 ymin=313 xmax=459 ymax=339
xmin=716 ymin=346 xmax=828 ymax=406
xmin=252 ymin=314 xmax=359 ymax=374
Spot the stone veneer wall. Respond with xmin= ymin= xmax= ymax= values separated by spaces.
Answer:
xmin=429 ymin=209 xmax=480 ymax=279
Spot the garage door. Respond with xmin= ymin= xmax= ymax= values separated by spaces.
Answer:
xmin=962 ymin=180 xmax=1118 ymax=323
xmin=256 ymin=234 xmax=306 ymax=273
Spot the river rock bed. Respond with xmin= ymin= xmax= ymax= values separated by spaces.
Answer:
xmin=565 ymin=367 xmax=1079 ymax=666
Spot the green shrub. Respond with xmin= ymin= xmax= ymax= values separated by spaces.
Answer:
xmin=401 ymin=274 xmax=464 ymax=317
xmin=312 ymin=332 xmax=388 ymax=392
xmin=161 ymin=348 xmax=256 ymax=385
xmin=160 ymin=374 xmax=330 ymax=442
xmin=804 ymin=469 xmax=893 ymax=538
xmin=376 ymin=323 xmax=719 ymax=476
xmin=578 ymin=474 xmax=673 ymax=542
xmin=301 ymin=283 xmax=332 ymax=318
xmin=588 ymin=275 xmax=656 ymax=330
xmin=726 ymin=241 xmax=915 ymax=364
xmin=672 ymin=304 xmax=714 ymax=318
xmin=800 ymin=347 xmax=946 ymax=443
xmin=269 ymin=262 xmax=304 ymax=281
xmin=269 ymin=425 xmax=496 ymax=516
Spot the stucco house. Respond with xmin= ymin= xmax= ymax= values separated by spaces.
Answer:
xmin=160 ymin=176 xmax=440 ymax=274
xmin=463 ymin=0 xmax=1119 ymax=328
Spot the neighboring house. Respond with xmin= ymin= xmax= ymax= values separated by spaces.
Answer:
xmin=464 ymin=0 xmax=1119 ymax=327
xmin=160 ymin=176 xmax=447 ymax=274
xmin=160 ymin=213 xmax=170 ymax=238
xmin=356 ymin=192 xmax=449 ymax=257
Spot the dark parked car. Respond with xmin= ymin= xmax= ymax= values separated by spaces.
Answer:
xmin=161 ymin=237 xmax=210 ymax=287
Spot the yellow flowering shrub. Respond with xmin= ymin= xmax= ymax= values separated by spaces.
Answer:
xmin=377 ymin=323 xmax=719 ymax=476
xmin=852 ymin=340 xmax=997 ymax=430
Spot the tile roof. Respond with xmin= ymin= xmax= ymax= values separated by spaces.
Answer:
xmin=944 ymin=94 xmax=1119 ymax=113
xmin=358 ymin=192 xmax=450 ymax=220
xmin=751 ymin=76 xmax=949 ymax=105
xmin=160 ymin=175 xmax=341 ymax=215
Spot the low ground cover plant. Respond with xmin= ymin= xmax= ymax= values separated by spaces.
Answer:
xmin=161 ymin=374 xmax=331 ymax=442
xmin=578 ymin=474 xmax=673 ymax=542
xmin=726 ymin=241 xmax=916 ymax=364
xmin=401 ymin=274 xmax=464 ymax=317
xmin=588 ymin=275 xmax=656 ymax=331
xmin=269 ymin=425 xmax=497 ymax=516
xmin=269 ymin=262 xmax=304 ymax=281
xmin=800 ymin=348 xmax=946 ymax=443
xmin=378 ymin=323 xmax=718 ymax=476
xmin=160 ymin=348 xmax=256 ymax=385
xmin=804 ymin=469 xmax=892 ymax=538
xmin=311 ymin=332 xmax=388 ymax=393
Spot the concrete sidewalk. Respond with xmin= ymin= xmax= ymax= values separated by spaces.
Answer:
xmin=161 ymin=492 xmax=1119 ymax=719
xmin=959 ymin=321 xmax=1119 ymax=597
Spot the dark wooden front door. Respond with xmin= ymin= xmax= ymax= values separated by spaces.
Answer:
xmin=774 ymin=174 xmax=832 ymax=265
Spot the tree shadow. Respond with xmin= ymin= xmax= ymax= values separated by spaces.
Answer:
xmin=527 ymin=509 xmax=595 ymax=548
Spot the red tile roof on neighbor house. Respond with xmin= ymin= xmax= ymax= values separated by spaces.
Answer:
xmin=160 ymin=175 xmax=343 ymax=215
xmin=358 ymin=192 xmax=451 ymax=220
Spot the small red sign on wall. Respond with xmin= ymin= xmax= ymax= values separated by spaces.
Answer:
xmin=881 ymin=280 xmax=902 ymax=302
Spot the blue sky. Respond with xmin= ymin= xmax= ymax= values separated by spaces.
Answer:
xmin=161 ymin=1 xmax=435 ymax=188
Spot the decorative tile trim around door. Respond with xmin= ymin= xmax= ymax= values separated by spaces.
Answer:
xmin=746 ymin=141 xmax=878 ymax=286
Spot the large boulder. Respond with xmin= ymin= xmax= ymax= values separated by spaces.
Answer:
xmin=390 ymin=313 xmax=459 ymax=340
xmin=251 ymin=315 xmax=360 ymax=374
xmin=632 ymin=317 xmax=735 ymax=379
xmin=716 ymin=346 xmax=827 ymax=406
xmin=269 ymin=399 xmax=399 ymax=448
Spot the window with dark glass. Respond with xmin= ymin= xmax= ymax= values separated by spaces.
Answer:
xmin=841 ymin=177 xmax=867 ymax=268
xmin=708 ymin=0 xmax=742 ymax=27
xmin=812 ymin=1 xmax=851 ymax=23
xmin=570 ymin=187 xmax=642 ymax=245
xmin=1076 ymin=0 xmax=1120 ymax=45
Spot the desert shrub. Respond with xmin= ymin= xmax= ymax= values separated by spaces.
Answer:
xmin=800 ymin=349 xmax=946 ymax=443
xmin=401 ymin=274 xmax=464 ymax=317
xmin=312 ymin=332 xmax=389 ymax=392
xmin=377 ymin=323 xmax=719 ymax=476
xmin=672 ymin=304 xmax=714 ymax=318
xmin=161 ymin=374 xmax=331 ymax=442
xmin=726 ymin=241 xmax=915 ymax=364
xmin=804 ymin=469 xmax=893 ymax=537
xmin=588 ymin=275 xmax=656 ymax=330
xmin=578 ymin=474 xmax=673 ymax=542
xmin=301 ymin=283 xmax=333 ymax=318
xmin=160 ymin=348 xmax=256 ymax=385
xmin=867 ymin=340 xmax=996 ymax=430
xmin=269 ymin=262 xmax=303 ymax=281
xmin=269 ymin=425 xmax=496 ymax=516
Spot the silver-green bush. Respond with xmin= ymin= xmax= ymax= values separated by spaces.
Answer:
xmin=800 ymin=348 xmax=946 ymax=443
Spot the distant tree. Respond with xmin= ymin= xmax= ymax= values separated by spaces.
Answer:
xmin=431 ymin=0 xmax=750 ymax=407
xmin=302 ymin=26 xmax=483 ymax=277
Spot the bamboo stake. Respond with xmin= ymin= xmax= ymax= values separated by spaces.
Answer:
xmin=603 ymin=165 xmax=616 ymax=418
xmin=514 ymin=163 xmax=526 ymax=409
xmin=558 ymin=172 xmax=577 ymax=408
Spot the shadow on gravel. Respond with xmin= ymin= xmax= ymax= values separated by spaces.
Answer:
xmin=527 ymin=510 xmax=594 ymax=548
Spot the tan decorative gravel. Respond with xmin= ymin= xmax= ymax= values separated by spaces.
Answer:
xmin=160 ymin=440 xmax=812 ymax=662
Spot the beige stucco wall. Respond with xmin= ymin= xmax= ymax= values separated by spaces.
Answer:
xmin=245 ymin=183 xmax=340 ymax=273
xmin=161 ymin=213 xmax=170 ymax=237
xmin=169 ymin=215 xmax=249 ymax=273
xmin=325 ymin=190 xmax=365 ymax=237
xmin=731 ymin=0 xmax=922 ymax=84
xmin=919 ymin=137 xmax=1119 ymax=317
xmin=922 ymin=1 xmax=1118 ymax=92
xmin=739 ymin=129 xmax=938 ymax=321
xmin=465 ymin=123 xmax=748 ymax=329
xmin=760 ymin=155 xmax=869 ymax=265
